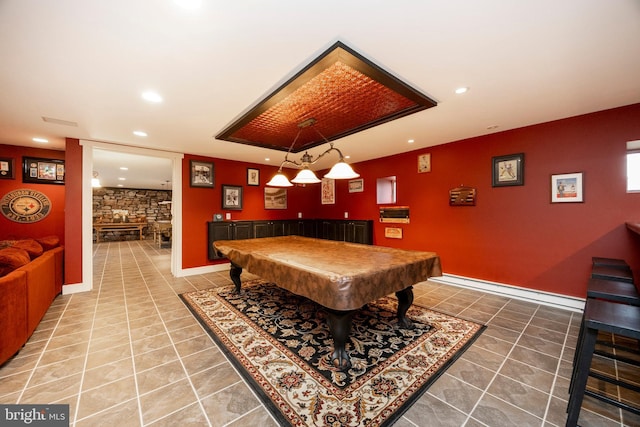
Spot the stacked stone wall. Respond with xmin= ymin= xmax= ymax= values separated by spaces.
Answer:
xmin=93 ymin=187 xmax=172 ymax=242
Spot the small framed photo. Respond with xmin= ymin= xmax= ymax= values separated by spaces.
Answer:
xmin=247 ymin=168 xmax=260 ymax=186
xmin=551 ymin=172 xmax=584 ymax=203
xmin=492 ymin=153 xmax=524 ymax=187
xmin=264 ymin=187 xmax=287 ymax=209
xmin=222 ymin=185 xmax=243 ymax=210
xmin=418 ymin=153 xmax=431 ymax=173
xmin=22 ymin=157 xmax=65 ymax=185
xmin=0 ymin=157 xmax=15 ymax=179
xmin=321 ymin=178 xmax=335 ymax=204
xmin=190 ymin=160 xmax=214 ymax=188
xmin=348 ymin=178 xmax=364 ymax=193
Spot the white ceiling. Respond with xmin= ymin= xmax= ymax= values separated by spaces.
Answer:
xmin=1 ymin=1 xmax=639 ymax=189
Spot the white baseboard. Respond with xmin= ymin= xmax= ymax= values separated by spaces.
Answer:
xmin=430 ymin=273 xmax=585 ymax=313
xmin=62 ymin=282 xmax=92 ymax=295
xmin=178 ymin=262 xmax=230 ymax=277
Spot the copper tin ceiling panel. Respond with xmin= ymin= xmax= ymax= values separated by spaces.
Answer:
xmin=216 ymin=41 xmax=437 ymax=153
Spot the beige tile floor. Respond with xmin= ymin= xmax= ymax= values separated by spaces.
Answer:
xmin=1 ymin=240 xmax=639 ymax=426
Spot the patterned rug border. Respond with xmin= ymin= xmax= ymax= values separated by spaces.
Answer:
xmin=180 ymin=283 xmax=486 ymax=426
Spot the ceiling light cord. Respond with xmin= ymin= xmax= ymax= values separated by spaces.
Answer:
xmin=266 ymin=118 xmax=359 ymax=187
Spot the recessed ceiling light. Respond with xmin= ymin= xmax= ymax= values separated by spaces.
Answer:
xmin=32 ymin=137 xmax=48 ymax=143
xmin=265 ymin=158 xmax=270 ymax=162
xmin=117 ymin=184 xmax=123 ymax=187
xmin=345 ymin=155 xmax=351 ymax=159
xmin=119 ymin=167 xmax=128 ymax=170
xmin=141 ymin=91 xmax=163 ymax=103
xmin=118 ymin=177 xmax=126 ymax=181
xmin=408 ymin=139 xmax=415 ymax=144
xmin=133 ymin=130 xmax=147 ymax=137
xmin=455 ymin=87 xmax=469 ymax=94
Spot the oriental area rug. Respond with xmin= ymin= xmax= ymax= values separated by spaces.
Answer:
xmin=180 ymin=280 xmax=485 ymax=426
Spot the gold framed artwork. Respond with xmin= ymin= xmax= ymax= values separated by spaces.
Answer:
xmin=418 ymin=153 xmax=431 ymax=173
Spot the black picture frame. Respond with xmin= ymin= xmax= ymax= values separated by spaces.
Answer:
xmin=22 ymin=157 xmax=65 ymax=185
xmin=492 ymin=153 xmax=524 ymax=187
xmin=222 ymin=185 xmax=243 ymax=210
xmin=190 ymin=160 xmax=214 ymax=188
xmin=247 ymin=168 xmax=260 ymax=186
xmin=0 ymin=157 xmax=15 ymax=179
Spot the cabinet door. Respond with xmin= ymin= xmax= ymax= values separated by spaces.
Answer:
xmin=272 ymin=221 xmax=287 ymax=236
xmin=321 ymin=220 xmax=345 ymax=241
xmin=300 ymin=220 xmax=318 ymax=238
xmin=234 ymin=221 xmax=254 ymax=240
xmin=252 ymin=221 xmax=273 ymax=238
xmin=350 ymin=220 xmax=373 ymax=244
xmin=207 ymin=222 xmax=233 ymax=259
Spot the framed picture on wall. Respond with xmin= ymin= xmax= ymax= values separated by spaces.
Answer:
xmin=190 ymin=160 xmax=214 ymax=188
xmin=348 ymin=178 xmax=364 ymax=193
xmin=551 ymin=172 xmax=584 ymax=203
xmin=492 ymin=153 xmax=524 ymax=187
xmin=418 ymin=153 xmax=431 ymax=173
xmin=264 ymin=187 xmax=287 ymax=209
xmin=0 ymin=157 xmax=15 ymax=179
xmin=247 ymin=168 xmax=260 ymax=186
xmin=221 ymin=185 xmax=243 ymax=210
xmin=321 ymin=178 xmax=335 ymax=204
xmin=22 ymin=157 xmax=65 ymax=185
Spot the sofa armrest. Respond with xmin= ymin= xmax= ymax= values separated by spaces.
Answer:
xmin=23 ymin=252 xmax=56 ymax=337
xmin=0 ymin=270 xmax=28 ymax=365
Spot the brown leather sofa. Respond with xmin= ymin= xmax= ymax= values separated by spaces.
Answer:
xmin=0 ymin=239 xmax=64 ymax=366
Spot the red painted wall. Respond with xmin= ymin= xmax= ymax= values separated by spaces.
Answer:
xmin=0 ymin=144 xmax=66 ymax=244
xmin=8 ymin=104 xmax=638 ymax=299
xmin=312 ymin=104 xmax=640 ymax=298
xmin=181 ymin=155 xmax=317 ymax=268
xmin=64 ymin=139 xmax=83 ymax=285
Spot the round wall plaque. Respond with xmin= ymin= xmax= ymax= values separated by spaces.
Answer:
xmin=0 ymin=189 xmax=52 ymax=223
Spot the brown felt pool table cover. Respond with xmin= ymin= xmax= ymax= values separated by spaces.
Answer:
xmin=213 ymin=235 xmax=442 ymax=311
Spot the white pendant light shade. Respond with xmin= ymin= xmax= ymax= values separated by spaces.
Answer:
xmin=266 ymin=172 xmax=294 ymax=187
xmin=324 ymin=161 xmax=360 ymax=179
xmin=291 ymin=168 xmax=321 ymax=184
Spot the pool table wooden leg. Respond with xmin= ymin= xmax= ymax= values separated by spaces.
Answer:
xmin=325 ymin=309 xmax=354 ymax=371
xmin=395 ymin=286 xmax=414 ymax=329
xmin=229 ymin=262 xmax=242 ymax=293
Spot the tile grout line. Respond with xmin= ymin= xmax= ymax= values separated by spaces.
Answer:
xmin=462 ymin=300 xmax=544 ymax=425
xmin=71 ymin=242 xmax=109 ymax=426
xmin=117 ymin=242 xmax=146 ymax=427
xmin=128 ymin=240 xmax=213 ymax=427
xmin=15 ymin=294 xmax=75 ymax=404
xmin=540 ymin=309 xmax=576 ymax=426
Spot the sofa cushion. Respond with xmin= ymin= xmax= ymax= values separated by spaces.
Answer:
xmin=0 ymin=240 xmax=16 ymax=249
xmin=12 ymin=239 xmax=44 ymax=260
xmin=0 ymin=247 xmax=31 ymax=276
xmin=36 ymin=235 xmax=60 ymax=251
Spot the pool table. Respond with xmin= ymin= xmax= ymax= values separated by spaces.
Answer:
xmin=213 ymin=235 xmax=442 ymax=370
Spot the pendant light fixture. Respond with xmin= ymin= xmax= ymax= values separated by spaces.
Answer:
xmin=266 ymin=118 xmax=359 ymax=187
